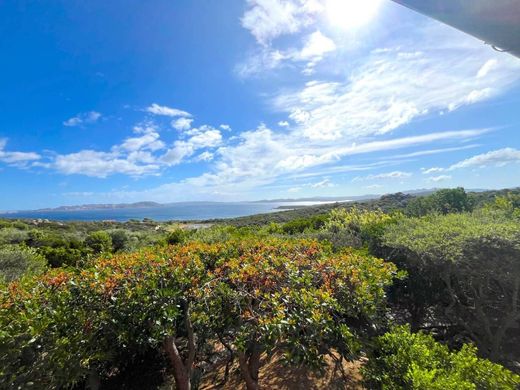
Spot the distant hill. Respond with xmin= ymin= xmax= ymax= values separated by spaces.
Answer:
xmin=6 ymin=188 xmax=494 ymax=214
xmin=34 ymin=201 xmax=163 ymax=212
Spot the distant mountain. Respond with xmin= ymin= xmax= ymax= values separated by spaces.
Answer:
xmin=6 ymin=188 xmax=492 ymax=214
xmin=34 ymin=201 xmax=163 ymax=212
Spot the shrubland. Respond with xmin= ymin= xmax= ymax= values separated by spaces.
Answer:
xmin=0 ymin=239 xmax=397 ymax=389
xmin=1 ymin=187 xmax=520 ymax=388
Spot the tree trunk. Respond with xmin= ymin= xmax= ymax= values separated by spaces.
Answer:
xmin=238 ymin=352 xmax=260 ymax=390
xmin=163 ymin=336 xmax=191 ymax=390
xmin=248 ymin=346 xmax=261 ymax=385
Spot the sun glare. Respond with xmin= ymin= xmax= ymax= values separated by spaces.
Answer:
xmin=326 ymin=0 xmax=383 ymax=29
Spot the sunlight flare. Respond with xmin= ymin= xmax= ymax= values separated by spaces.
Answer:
xmin=326 ymin=0 xmax=383 ymax=29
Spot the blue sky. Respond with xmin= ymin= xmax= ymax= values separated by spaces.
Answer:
xmin=1 ymin=0 xmax=520 ymax=210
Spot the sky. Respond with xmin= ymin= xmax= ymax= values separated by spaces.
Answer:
xmin=1 ymin=0 xmax=520 ymax=210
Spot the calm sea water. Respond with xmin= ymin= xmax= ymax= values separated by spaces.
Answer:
xmin=0 ymin=202 xmax=288 ymax=222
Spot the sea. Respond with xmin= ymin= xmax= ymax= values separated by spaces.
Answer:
xmin=0 ymin=201 xmax=341 ymax=222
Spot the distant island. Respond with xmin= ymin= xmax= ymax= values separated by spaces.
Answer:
xmin=34 ymin=201 xmax=163 ymax=212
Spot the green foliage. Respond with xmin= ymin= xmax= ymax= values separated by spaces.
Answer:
xmin=322 ymin=207 xmax=400 ymax=251
xmin=0 ymin=238 xmax=398 ymax=389
xmin=383 ymin=211 xmax=520 ymax=360
xmin=108 ymin=229 xmax=131 ymax=252
xmin=164 ymin=227 xmax=190 ymax=245
xmin=482 ymin=193 xmax=520 ymax=218
xmin=189 ymin=225 xmax=258 ymax=244
xmin=0 ymin=245 xmax=46 ymax=282
xmin=363 ymin=326 xmax=520 ymax=390
xmin=406 ymin=188 xmax=473 ymax=217
xmin=84 ymin=231 xmax=112 ymax=254
xmin=37 ymin=246 xmax=85 ymax=268
xmin=279 ymin=214 xmax=329 ymax=234
xmin=0 ymin=228 xmax=29 ymax=245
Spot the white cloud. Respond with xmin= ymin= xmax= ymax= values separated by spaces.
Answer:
xmin=237 ymin=31 xmax=337 ymax=77
xmin=477 ymin=59 xmax=498 ymax=78
xmin=162 ymin=126 xmax=222 ymax=166
xmin=421 ymin=167 xmax=445 ymax=174
xmin=171 ymin=117 xmax=193 ymax=131
xmin=117 ymin=125 xmax=165 ymax=152
xmin=311 ymin=178 xmax=334 ymax=188
xmin=241 ymin=0 xmax=324 ymax=45
xmin=145 ymin=103 xmax=191 ymax=118
xmin=50 ymin=125 xmax=165 ymax=177
xmin=196 ymin=151 xmax=214 ymax=162
xmin=428 ymin=175 xmax=452 ymax=182
xmin=299 ymin=30 xmax=335 ymax=59
xmin=298 ymin=30 xmax=336 ymax=74
xmin=162 ymin=141 xmax=195 ymax=166
xmin=63 ymin=111 xmax=101 ymax=127
xmin=353 ymin=171 xmax=412 ymax=182
xmin=188 ymin=128 xmax=222 ymax=148
xmin=220 ymin=124 xmax=232 ymax=131
xmin=388 ymin=144 xmax=479 ymax=160
xmin=274 ymin=35 xmax=520 ymax=141
xmin=278 ymin=120 xmax=290 ymax=127
xmin=0 ymin=138 xmax=41 ymax=166
xmin=52 ymin=150 xmax=160 ymax=178
xmin=449 ymin=148 xmax=520 ymax=170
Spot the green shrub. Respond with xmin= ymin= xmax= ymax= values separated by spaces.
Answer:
xmin=383 ymin=211 xmax=520 ymax=361
xmin=363 ymin=326 xmax=520 ymax=390
xmin=0 ymin=228 xmax=29 ymax=245
xmin=0 ymin=245 xmax=46 ymax=282
xmin=322 ymin=207 xmax=400 ymax=251
xmin=37 ymin=246 xmax=85 ymax=268
xmin=0 ymin=239 xmax=397 ymax=390
xmin=108 ymin=229 xmax=131 ymax=252
xmin=84 ymin=231 xmax=112 ymax=254
xmin=280 ymin=214 xmax=329 ymax=235
xmin=164 ymin=228 xmax=189 ymax=245
xmin=406 ymin=188 xmax=473 ymax=217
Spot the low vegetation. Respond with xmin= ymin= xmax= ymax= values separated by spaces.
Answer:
xmin=0 ymin=187 xmax=519 ymax=389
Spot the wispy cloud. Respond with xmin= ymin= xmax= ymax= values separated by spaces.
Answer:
xmin=241 ymin=0 xmax=324 ymax=45
xmin=237 ymin=30 xmax=336 ymax=77
xmin=428 ymin=175 xmax=452 ymax=182
xmin=0 ymin=138 xmax=41 ymax=166
xmin=273 ymin=43 xmax=519 ymax=141
xmin=311 ymin=178 xmax=334 ymax=188
xmin=421 ymin=167 xmax=445 ymax=175
xmin=449 ymin=148 xmax=520 ymax=170
xmin=63 ymin=111 xmax=101 ymax=127
xmin=353 ymin=171 xmax=412 ymax=182
xmin=145 ymin=103 xmax=191 ymax=118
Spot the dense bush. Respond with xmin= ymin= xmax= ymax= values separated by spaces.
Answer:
xmin=84 ymin=231 xmax=113 ymax=254
xmin=0 ymin=228 xmax=29 ymax=246
xmin=279 ymin=214 xmax=329 ymax=234
xmin=0 ymin=245 xmax=46 ymax=282
xmin=321 ymin=207 xmax=400 ymax=251
xmin=164 ymin=227 xmax=190 ymax=245
xmin=383 ymin=211 xmax=520 ymax=361
xmin=0 ymin=239 xmax=397 ymax=390
xmin=406 ymin=188 xmax=473 ymax=217
xmin=363 ymin=326 xmax=520 ymax=389
xmin=482 ymin=193 xmax=520 ymax=218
